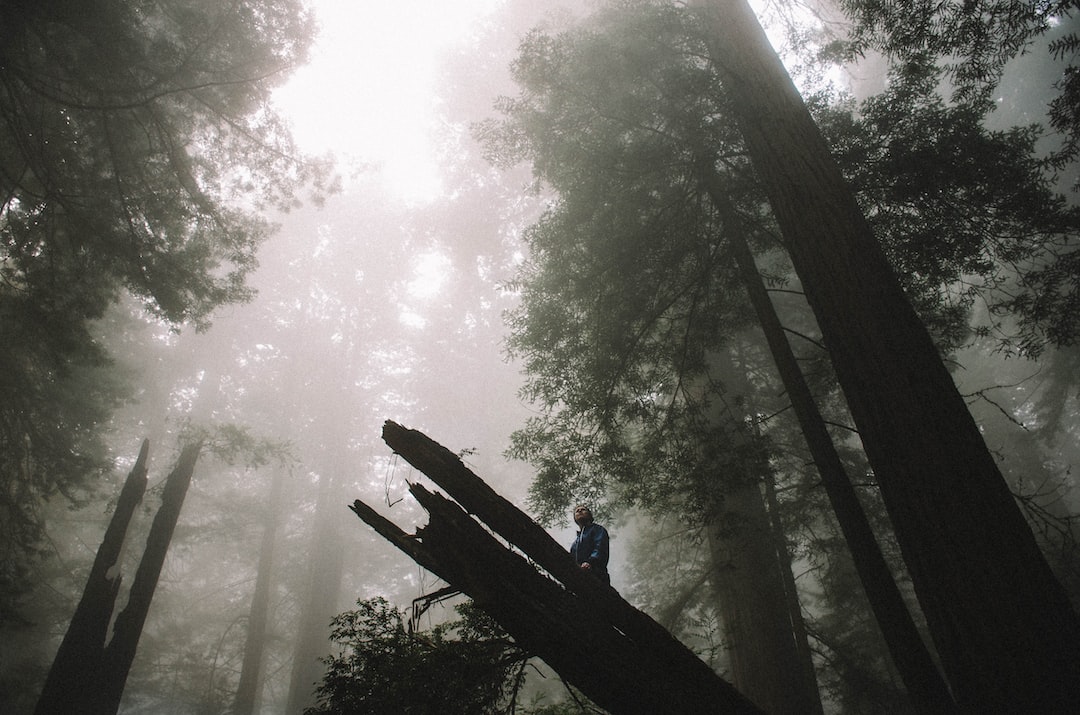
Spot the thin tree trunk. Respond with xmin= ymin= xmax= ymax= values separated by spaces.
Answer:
xmin=702 ymin=172 xmax=956 ymax=711
xmin=94 ymin=442 xmax=202 ymax=715
xmin=234 ymin=466 xmax=286 ymax=715
xmin=706 ymin=485 xmax=817 ymax=715
xmin=702 ymin=350 xmax=823 ymax=715
xmin=34 ymin=440 xmax=150 ymax=715
xmin=762 ymin=469 xmax=823 ymax=714
xmin=694 ymin=0 xmax=1080 ymax=708
xmin=286 ymin=469 xmax=345 ymax=714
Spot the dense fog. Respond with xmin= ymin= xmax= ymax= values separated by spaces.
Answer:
xmin=2 ymin=1 xmax=1079 ymax=713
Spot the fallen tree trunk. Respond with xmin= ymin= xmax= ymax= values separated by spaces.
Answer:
xmin=381 ymin=422 xmax=730 ymax=684
xmin=350 ymin=421 xmax=762 ymax=714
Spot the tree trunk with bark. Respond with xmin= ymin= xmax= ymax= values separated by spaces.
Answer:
xmin=706 ymin=485 xmax=818 ymax=715
xmin=350 ymin=421 xmax=764 ymax=714
xmin=701 ymin=349 xmax=824 ymax=715
xmin=703 ymin=170 xmax=955 ymax=712
xmin=286 ymin=466 xmax=346 ymax=714
xmin=762 ymin=471 xmax=824 ymax=713
xmin=694 ymin=0 xmax=1080 ymax=709
xmin=34 ymin=441 xmax=150 ymax=715
xmin=234 ymin=466 xmax=286 ymax=715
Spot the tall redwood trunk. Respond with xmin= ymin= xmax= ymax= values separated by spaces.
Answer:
xmin=285 ymin=468 xmax=345 ymax=714
xmin=761 ymin=470 xmax=823 ymax=712
xmin=703 ymin=350 xmax=823 ymax=714
xmin=695 ymin=0 xmax=1080 ymax=708
xmin=706 ymin=484 xmax=819 ymax=715
xmin=704 ymin=171 xmax=955 ymax=711
xmin=234 ymin=466 xmax=286 ymax=715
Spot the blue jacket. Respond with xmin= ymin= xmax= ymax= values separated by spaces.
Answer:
xmin=571 ymin=522 xmax=610 ymax=574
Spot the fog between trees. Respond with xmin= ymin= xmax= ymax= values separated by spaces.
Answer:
xmin=2 ymin=0 xmax=1079 ymax=713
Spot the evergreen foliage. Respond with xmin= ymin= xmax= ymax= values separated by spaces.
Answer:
xmin=305 ymin=598 xmax=535 ymax=715
xmin=0 ymin=0 xmax=328 ymax=617
xmin=485 ymin=0 xmax=1080 ymax=706
xmin=835 ymin=0 xmax=1072 ymax=101
xmin=492 ymin=0 xmax=1078 ymax=522
xmin=811 ymin=58 xmax=1080 ymax=356
xmin=835 ymin=0 xmax=1080 ymax=175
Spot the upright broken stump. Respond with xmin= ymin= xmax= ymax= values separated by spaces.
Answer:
xmin=35 ymin=441 xmax=150 ymax=715
xmin=35 ymin=441 xmax=203 ymax=715
xmin=349 ymin=421 xmax=762 ymax=715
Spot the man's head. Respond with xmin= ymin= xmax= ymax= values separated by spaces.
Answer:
xmin=573 ymin=504 xmax=593 ymax=527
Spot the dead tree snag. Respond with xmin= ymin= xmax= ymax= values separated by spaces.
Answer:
xmin=348 ymin=421 xmax=762 ymax=714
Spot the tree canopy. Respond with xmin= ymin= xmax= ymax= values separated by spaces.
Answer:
xmin=0 ymin=0 xmax=329 ymax=613
xmin=487 ymin=0 xmax=1080 ymax=709
xmin=492 ymin=0 xmax=1079 ymax=520
xmin=306 ymin=598 xmax=534 ymax=715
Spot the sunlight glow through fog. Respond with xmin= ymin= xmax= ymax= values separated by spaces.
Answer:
xmin=408 ymin=251 xmax=452 ymax=299
xmin=274 ymin=0 xmax=501 ymax=203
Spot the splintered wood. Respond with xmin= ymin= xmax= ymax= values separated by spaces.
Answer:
xmin=349 ymin=421 xmax=762 ymax=715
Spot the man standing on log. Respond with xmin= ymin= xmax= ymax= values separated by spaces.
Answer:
xmin=570 ymin=505 xmax=610 ymax=585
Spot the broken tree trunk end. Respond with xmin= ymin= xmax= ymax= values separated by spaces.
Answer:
xmin=349 ymin=421 xmax=761 ymax=714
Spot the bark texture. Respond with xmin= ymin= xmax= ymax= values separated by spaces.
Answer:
xmin=700 ymin=350 xmax=824 ymax=715
xmin=695 ymin=0 xmax=1080 ymax=709
xmin=351 ymin=421 xmax=763 ymax=714
xmin=706 ymin=487 xmax=817 ymax=715
xmin=704 ymin=171 xmax=955 ymax=712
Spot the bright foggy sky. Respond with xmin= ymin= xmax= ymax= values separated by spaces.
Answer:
xmin=274 ymin=0 xmax=503 ymax=202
